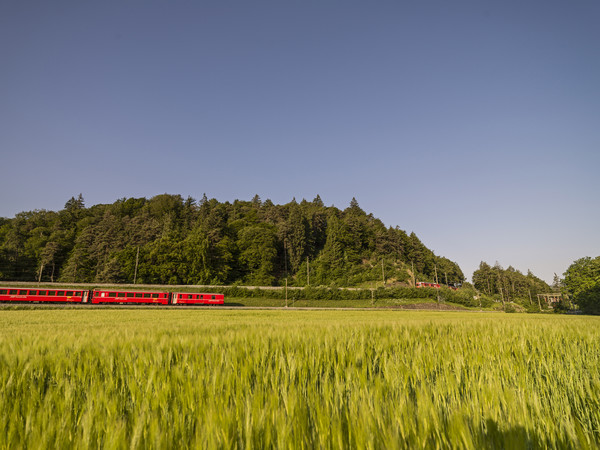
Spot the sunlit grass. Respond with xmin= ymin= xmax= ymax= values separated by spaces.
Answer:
xmin=0 ymin=310 xmax=598 ymax=448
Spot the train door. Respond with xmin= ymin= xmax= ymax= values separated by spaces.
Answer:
xmin=82 ymin=291 xmax=89 ymax=303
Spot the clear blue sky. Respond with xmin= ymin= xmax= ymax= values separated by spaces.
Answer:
xmin=1 ymin=0 xmax=599 ymax=283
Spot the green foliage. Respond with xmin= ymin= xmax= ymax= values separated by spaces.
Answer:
xmin=575 ymin=284 xmax=600 ymax=315
xmin=1 ymin=310 xmax=599 ymax=448
xmin=553 ymin=298 xmax=574 ymax=314
xmin=563 ymin=256 xmax=600 ymax=314
xmin=183 ymin=285 xmax=479 ymax=307
xmin=237 ymin=224 xmax=278 ymax=285
xmin=472 ymin=261 xmax=551 ymax=305
xmin=0 ymin=195 xmax=465 ymax=287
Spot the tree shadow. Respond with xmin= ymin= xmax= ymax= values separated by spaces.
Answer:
xmin=473 ymin=418 xmax=577 ymax=449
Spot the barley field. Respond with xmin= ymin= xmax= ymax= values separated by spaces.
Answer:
xmin=0 ymin=310 xmax=599 ymax=449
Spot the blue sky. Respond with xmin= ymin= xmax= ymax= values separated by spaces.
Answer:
xmin=1 ymin=0 xmax=598 ymax=282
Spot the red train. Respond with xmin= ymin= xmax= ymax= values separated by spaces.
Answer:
xmin=0 ymin=288 xmax=224 ymax=305
xmin=415 ymin=282 xmax=459 ymax=291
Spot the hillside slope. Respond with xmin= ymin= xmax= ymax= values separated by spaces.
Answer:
xmin=0 ymin=194 xmax=464 ymax=287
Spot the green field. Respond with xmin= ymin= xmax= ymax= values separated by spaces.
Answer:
xmin=1 ymin=310 xmax=599 ymax=449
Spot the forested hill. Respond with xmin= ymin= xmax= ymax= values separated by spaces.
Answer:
xmin=472 ymin=261 xmax=552 ymax=304
xmin=0 ymin=194 xmax=464 ymax=287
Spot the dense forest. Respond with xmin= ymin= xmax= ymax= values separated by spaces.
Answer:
xmin=0 ymin=194 xmax=464 ymax=287
xmin=471 ymin=261 xmax=551 ymax=305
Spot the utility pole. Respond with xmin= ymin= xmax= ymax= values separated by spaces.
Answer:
xmin=133 ymin=246 xmax=140 ymax=284
xmin=381 ymin=258 xmax=385 ymax=286
xmin=285 ymin=278 xmax=288 ymax=308
xmin=434 ymin=265 xmax=440 ymax=304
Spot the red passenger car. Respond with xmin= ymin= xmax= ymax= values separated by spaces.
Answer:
xmin=415 ymin=282 xmax=441 ymax=289
xmin=0 ymin=288 xmax=89 ymax=303
xmin=91 ymin=290 xmax=169 ymax=305
xmin=172 ymin=292 xmax=224 ymax=305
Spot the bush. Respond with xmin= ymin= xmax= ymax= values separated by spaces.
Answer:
xmin=575 ymin=284 xmax=600 ymax=315
xmin=207 ymin=285 xmax=485 ymax=304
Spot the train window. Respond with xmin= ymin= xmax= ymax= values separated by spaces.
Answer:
xmin=152 ymin=293 xmax=159 ymax=298
xmin=127 ymin=293 xmax=135 ymax=298
xmin=28 ymin=290 xmax=37 ymax=295
xmin=212 ymin=295 xmax=215 ymax=300
xmin=135 ymin=293 xmax=143 ymax=298
xmin=39 ymin=291 xmax=47 ymax=296
xmin=75 ymin=291 xmax=81 ymax=296
xmin=144 ymin=293 xmax=151 ymax=298
xmin=108 ymin=292 xmax=116 ymax=297
xmin=118 ymin=293 xmax=125 ymax=297
xmin=0 ymin=289 xmax=7 ymax=295
xmin=10 ymin=290 xmax=18 ymax=295
xmin=19 ymin=290 xmax=27 ymax=295
xmin=57 ymin=291 xmax=65 ymax=296
xmin=47 ymin=291 xmax=55 ymax=296
xmin=66 ymin=291 xmax=74 ymax=296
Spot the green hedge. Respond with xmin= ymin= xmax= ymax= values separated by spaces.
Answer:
xmin=204 ymin=285 xmax=480 ymax=306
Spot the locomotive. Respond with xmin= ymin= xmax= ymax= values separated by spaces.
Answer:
xmin=0 ymin=287 xmax=224 ymax=305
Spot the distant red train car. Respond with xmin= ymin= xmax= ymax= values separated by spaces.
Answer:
xmin=415 ymin=282 xmax=441 ymax=289
xmin=172 ymin=292 xmax=224 ymax=305
xmin=0 ymin=288 xmax=89 ymax=303
xmin=92 ymin=290 xmax=169 ymax=305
